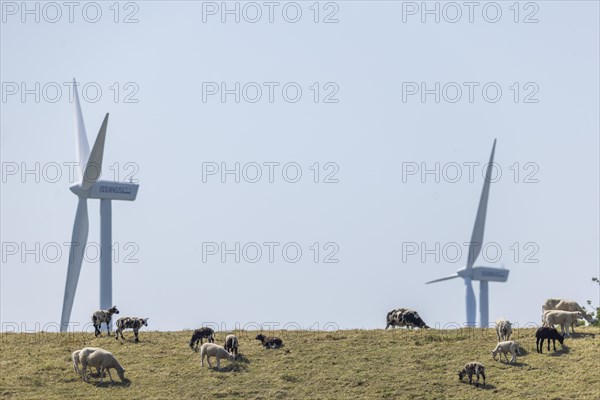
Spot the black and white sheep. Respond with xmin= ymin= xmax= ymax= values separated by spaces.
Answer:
xmin=224 ymin=334 xmax=239 ymax=355
xmin=115 ymin=317 xmax=148 ymax=343
xmin=535 ymin=326 xmax=564 ymax=353
xmin=385 ymin=308 xmax=428 ymax=329
xmin=189 ymin=327 xmax=215 ymax=350
xmin=458 ymin=362 xmax=486 ymax=387
xmin=92 ymin=306 xmax=119 ymax=337
xmin=255 ymin=334 xmax=283 ymax=349
xmin=80 ymin=348 xmax=126 ymax=383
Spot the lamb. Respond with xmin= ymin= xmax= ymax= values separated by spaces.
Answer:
xmin=115 ymin=317 xmax=148 ymax=343
xmin=543 ymin=310 xmax=583 ymax=337
xmin=199 ymin=343 xmax=235 ymax=370
xmin=72 ymin=347 xmax=101 ymax=376
xmin=536 ymin=326 xmax=564 ymax=353
xmin=491 ymin=341 xmax=520 ymax=363
xmin=553 ymin=300 xmax=594 ymax=330
xmin=495 ymin=318 xmax=512 ymax=342
xmin=189 ymin=327 xmax=215 ymax=350
xmin=255 ymin=333 xmax=283 ymax=349
xmin=458 ymin=362 xmax=486 ymax=387
xmin=224 ymin=334 xmax=239 ymax=355
xmin=92 ymin=306 xmax=119 ymax=337
xmin=80 ymin=348 xmax=126 ymax=383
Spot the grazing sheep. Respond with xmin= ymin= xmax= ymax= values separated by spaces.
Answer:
xmin=495 ymin=318 xmax=512 ymax=342
xmin=72 ymin=348 xmax=101 ymax=376
xmin=80 ymin=348 xmax=126 ymax=383
xmin=553 ymin=300 xmax=594 ymax=329
xmin=542 ymin=298 xmax=563 ymax=313
xmin=543 ymin=310 xmax=583 ymax=337
xmin=189 ymin=327 xmax=215 ymax=350
xmin=199 ymin=343 xmax=235 ymax=370
xmin=386 ymin=308 xmax=428 ymax=329
xmin=255 ymin=334 xmax=283 ymax=349
xmin=115 ymin=317 xmax=148 ymax=343
xmin=458 ymin=362 xmax=486 ymax=387
xmin=536 ymin=326 xmax=564 ymax=353
xmin=491 ymin=341 xmax=520 ymax=363
xmin=92 ymin=306 xmax=120 ymax=337
xmin=386 ymin=308 xmax=407 ymax=329
xmin=224 ymin=334 xmax=238 ymax=355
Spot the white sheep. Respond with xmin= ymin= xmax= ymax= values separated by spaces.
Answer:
xmin=491 ymin=341 xmax=520 ymax=363
xmin=80 ymin=348 xmax=126 ymax=383
xmin=554 ymin=300 xmax=593 ymax=323
xmin=543 ymin=310 xmax=583 ymax=338
xmin=542 ymin=298 xmax=563 ymax=313
xmin=495 ymin=318 xmax=512 ymax=342
xmin=72 ymin=347 xmax=101 ymax=377
xmin=200 ymin=343 xmax=235 ymax=370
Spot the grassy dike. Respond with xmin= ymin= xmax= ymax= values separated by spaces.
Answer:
xmin=1 ymin=327 xmax=599 ymax=399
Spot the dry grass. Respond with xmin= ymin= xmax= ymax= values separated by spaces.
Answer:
xmin=1 ymin=327 xmax=599 ymax=399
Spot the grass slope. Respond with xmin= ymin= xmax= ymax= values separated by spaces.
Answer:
xmin=1 ymin=327 xmax=599 ymax=399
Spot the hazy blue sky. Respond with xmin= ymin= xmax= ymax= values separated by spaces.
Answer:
xmin=1 ymin=1 xmax=599 ymax=332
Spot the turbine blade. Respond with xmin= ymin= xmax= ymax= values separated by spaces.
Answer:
xmin=81 ymin=113 xmax=109 ymax=190
xmin=467 ymin=139 xmax=496 ymax=269
xmin=73 ymin=79 xmax=90 ymax=181
xmin=465 ymin=277 xmax=476 ymax=327
xmin=60 ymin=198 xmax=89 ymax=332
xmin=425 ymin=274 xmax=460 ymax=284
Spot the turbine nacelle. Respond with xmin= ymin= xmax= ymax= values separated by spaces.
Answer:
xmin=69 ymin=181 xmax=139 ymax=201
xmin=470 ymin=266 xmax=509 ymax=282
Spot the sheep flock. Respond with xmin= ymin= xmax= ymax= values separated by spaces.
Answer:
xmin=65 ymin=299 xmax=593 ymax=389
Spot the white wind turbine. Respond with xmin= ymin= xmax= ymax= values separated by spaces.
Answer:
xmin=60 ymin=79 xmax=139 ymax=332
xmin=425 ymin=139 xmax=509 ymax=328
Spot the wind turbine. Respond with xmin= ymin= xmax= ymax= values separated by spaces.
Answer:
xmin=425 ymin=139 xmax=509 ymax=328
xmin=60 ymin=79 xmax=139 ymax=332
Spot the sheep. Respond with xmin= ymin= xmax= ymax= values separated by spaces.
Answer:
xmin=491 ymin=341 xmax=520 ymax=363
xmin=385 ymin=308 xmax=428 ymax=329
xmin=72 ymin=347 xmax=101 ymax=376
xmin=458 ymin=362 xmax=486 ymax=387
xmin=386 ymin=308 xmax=407 ymax=329
xmin=224 ymin=334 xmax=238 ymax=356
xmin=495 ymin=318 xmax=512 ymax=342
xmin=542 ymin=298 xmax=563 ymax=313
xmin=199 ymin=343 xmax=235 ymax=370
xmin=92 ymin=306 xmax=119 ymax=337
xmin=543 ymin=310 xmax=583 ymax=337
xmin=115 ymin=317 xmax=148 ymax=343
xmin=255 ymin=334 xmax=283 ymax=349
xmin=80 ymin=348 xmax=126 ymax=383
xmin=189 ymin=327 xmax=215 ymax=350
xmin=553 ymin=300 xmax=594 ymax=329
xmin=536 ymin=326 xmax=564 ymax=353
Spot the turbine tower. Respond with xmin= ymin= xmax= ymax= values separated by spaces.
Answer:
xmin=60 ymin=79 xmax=139 ymax=332
xmin=425 ymin=139 xmax=509 ymax=328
